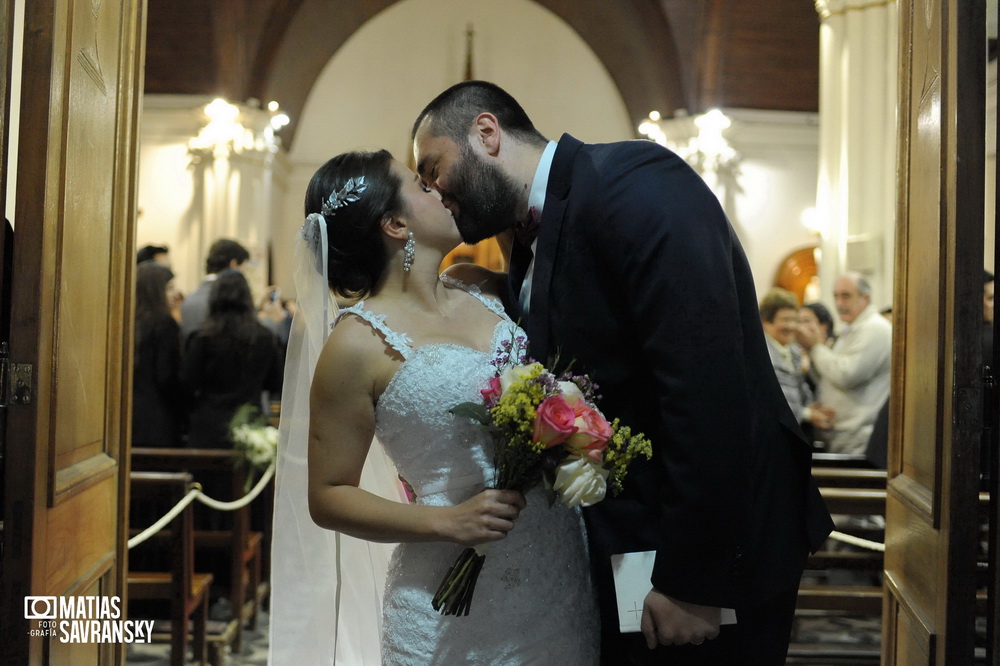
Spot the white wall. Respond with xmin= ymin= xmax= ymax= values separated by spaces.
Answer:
xmin=136 ymin=99 xmax=206 ymax=294
xmin=725 ymin=110 xmax=823 ymax=304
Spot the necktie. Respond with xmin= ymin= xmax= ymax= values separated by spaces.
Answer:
xmin=514 ymin=206 xmax=540 ymax=246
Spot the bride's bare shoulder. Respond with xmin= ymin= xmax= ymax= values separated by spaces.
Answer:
xmin=314 ymin=315 xmax=390 ymax=389
xmin=441 ymin=263 xmax=506 ymax=298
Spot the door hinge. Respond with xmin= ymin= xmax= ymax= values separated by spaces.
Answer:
xmin=0 ymin=341 xmax=32 ymax=406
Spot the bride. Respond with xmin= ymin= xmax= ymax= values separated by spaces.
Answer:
xmin=269 ymin=149 xmax=598 ymax=664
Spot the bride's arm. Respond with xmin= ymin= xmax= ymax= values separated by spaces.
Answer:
xmin=307 ymin=326 xmax=524 ymax=545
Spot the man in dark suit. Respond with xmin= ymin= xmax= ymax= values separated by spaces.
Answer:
xmin=413 ymin=81 xmax=833 ymax=665
xmin=179 ymin=238 xmax=250 ymax=343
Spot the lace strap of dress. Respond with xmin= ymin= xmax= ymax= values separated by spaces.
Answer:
xmin=440 ymin=274 xmax=509 ymax=320
xmin=336 ymin=302 xmax=414 ymax=360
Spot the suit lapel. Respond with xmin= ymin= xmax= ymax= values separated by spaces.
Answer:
xmin=506 ymin=239 xmax=531 ymax=321
xmin=525 ymin=134 xmax=583 ymax=364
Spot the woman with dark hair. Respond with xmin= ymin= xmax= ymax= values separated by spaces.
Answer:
xmin=132 ymin=261 xmax=184 ymax=447
xmin=799 ymin=301 xmax=838 ymax=404
xmin=182 ymin=269 xmax=282 ymax=448
xmin=269 ymin=150 xmax=597 ymax=664
xmin=799 ymin=302 xmax=836 ymax=346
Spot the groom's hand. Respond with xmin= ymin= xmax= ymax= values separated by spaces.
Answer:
xmin=640 ymin=588 xmax=721 ymax=649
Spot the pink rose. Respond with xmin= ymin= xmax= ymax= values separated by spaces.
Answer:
xmin=481 ymin=376 xmax=502 ymax=403
xmin=533 ymin=395 xmax=578 ymax=448
xmin=566 ymin=406 xmax=613 ymax=461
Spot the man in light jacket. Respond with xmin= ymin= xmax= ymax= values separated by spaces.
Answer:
xmin=797 ymin=272 xmax=891 ymax=454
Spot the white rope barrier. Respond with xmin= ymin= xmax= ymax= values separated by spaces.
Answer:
xmin=127 ymin=461 xmax=275 ymax=550
xmin=128 ymin=461 xmax=888 ymax=560
xmin=828 ymin=529 xmax=885 ymax=552
xmin=127 ymin=487 xmax=200 ymax=550
xmin=195 ymin=462 xmax=276 ymax=512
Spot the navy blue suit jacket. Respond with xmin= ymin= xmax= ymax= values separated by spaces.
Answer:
xmin=509 ymin=135 xmax=832 ymax=619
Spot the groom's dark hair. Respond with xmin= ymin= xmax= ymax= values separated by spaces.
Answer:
xmin=412 ymin=81 xmax=548 ymax=148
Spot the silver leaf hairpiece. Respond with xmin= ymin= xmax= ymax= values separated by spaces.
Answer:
xmin=321 ymin=176 xmax=368 ymax=216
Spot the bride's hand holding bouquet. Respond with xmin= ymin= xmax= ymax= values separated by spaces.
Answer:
xmin=434 ymin=336 xmax=653 ymax=616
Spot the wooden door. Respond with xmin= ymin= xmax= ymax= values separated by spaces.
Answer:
xmin=0 ymin=0 xmax=145 ymax=664
xmin=885 ymin=1 xmax=986 ymax=664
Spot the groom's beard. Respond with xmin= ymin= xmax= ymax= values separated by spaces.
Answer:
xmin=447 ymin=143 xmax=522 ymax=245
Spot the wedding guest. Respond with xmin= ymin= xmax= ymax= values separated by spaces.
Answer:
xmin=759 ymin=288 xmax=834 ymax=436
xmin=133 ymin=261 xmax=184 ymax=447
xmin=799 ymin=302 xmax=836 ymax=347
xmin=413 ymin=80 xmax=833 ymax=665
xmin=797 ymin=273 xmax=891 ymax=455
xmin=182 ymin=269 xmax=282 ymax=449
xmin=136 ymin=243 xmax=170 ymax=266
xmin=799 ymin=302 xmax=837 ymax=391
xmin=180 ymin=238 xmax=249 ymax=342
xmin=257 ymin=286 xmax=292 ymax=356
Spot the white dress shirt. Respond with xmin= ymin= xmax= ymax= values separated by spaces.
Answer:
xmin=519 ymin=140 xmax=558 ymax=314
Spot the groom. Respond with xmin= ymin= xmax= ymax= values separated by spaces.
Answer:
xmin=413 ymin=81 xmax=833 ymax=665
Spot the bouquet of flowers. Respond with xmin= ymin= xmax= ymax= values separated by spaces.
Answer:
xmin=433 ymin=336 xmax=653 ymax=616
xmin=229 ymin=403 xmax=279 ymax=491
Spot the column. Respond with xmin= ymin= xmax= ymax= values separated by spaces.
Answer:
xmin=814 ymin=0 xmax=898 ymax=309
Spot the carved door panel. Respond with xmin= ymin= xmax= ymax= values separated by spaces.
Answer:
xmin=0 ymin=0 xmax=145 ymax=664
xmin=885 ymin=1 xmax=985 ymax=664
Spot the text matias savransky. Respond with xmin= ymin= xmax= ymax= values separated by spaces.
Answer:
xmin=25 ymin=596 xmax=155 ymax=644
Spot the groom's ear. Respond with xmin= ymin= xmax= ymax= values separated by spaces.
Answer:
xmin=380 ymin=214 xmax=409 ymax=241
xmin=473 ymin=113 xmax=501 ymax=157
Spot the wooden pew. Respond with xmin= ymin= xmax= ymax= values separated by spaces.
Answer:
xmin=787 ymin=467 xmax=888 ymax=663
xmin=128 ymin=472 xmax=212 ymax=666
xmin=812 ymin=452 xmax=879 ymax=467
xmin=811 ymin=467 xmax=887 ymax=488
xmin=131 ymin=448 xmax=266 ymax=654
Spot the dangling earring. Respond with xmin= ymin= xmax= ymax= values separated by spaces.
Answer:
xmin=402 ymin=231 xmax=415 ymax=272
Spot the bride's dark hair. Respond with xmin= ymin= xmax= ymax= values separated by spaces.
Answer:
xmin=305 ymin=149 xmax=404 ymax=299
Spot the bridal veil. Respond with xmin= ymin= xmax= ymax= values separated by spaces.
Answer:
xmin=268 ymin=215 xmax=403 ymax=665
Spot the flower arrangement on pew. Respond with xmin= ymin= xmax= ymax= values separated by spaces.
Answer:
xmin=434 ymin=334 xmax=653 ymax=616
xmin=229 ymin=403 xmax=279 ymax=491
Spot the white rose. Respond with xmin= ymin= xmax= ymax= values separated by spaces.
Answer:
xmin=557 ymin=381 xmax=584 ymax=408
xmin=553 ymin=457 xmax=609 ymax=508
xmin=499 ymin=362 xmax=543 ymax=396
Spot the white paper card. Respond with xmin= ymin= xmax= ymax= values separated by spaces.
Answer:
xmin=611 ymin=551 xmax=737 ymax=633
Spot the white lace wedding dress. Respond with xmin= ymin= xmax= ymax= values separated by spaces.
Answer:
xmin=338 ymin=277 xmax=599 ymax=665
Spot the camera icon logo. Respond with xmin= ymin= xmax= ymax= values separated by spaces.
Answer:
xmin=24 ymin=596 xmax=57 ymax=620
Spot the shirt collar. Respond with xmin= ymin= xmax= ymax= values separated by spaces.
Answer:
xmin=528 ymin=140 xmax=558 ymax=216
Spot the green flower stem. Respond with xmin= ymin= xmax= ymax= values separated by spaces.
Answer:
xmin=432 ymin=547 xmax=487 ymax=616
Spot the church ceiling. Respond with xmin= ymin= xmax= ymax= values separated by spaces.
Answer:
xmin=144 ymin=0 xmax=820 ymax=142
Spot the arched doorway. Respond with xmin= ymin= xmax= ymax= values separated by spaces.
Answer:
xmin=774 ymin=245 xmax=820 ymax=304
